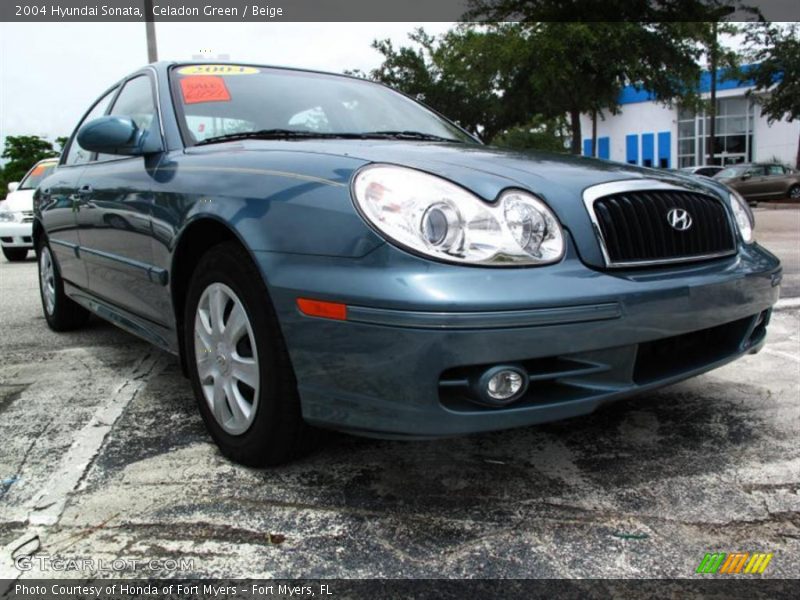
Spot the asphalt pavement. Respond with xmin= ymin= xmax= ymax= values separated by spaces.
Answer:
xmin=0 ymin=208 xmax=798 ymax=580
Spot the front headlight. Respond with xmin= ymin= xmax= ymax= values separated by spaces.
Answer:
xmin=352 ymin=165 xmax=565 ymax=266
xmin=729 ymin=190 xmax=754 ymax=244
xmin=0 ymin=205 xmax=21 ymax=223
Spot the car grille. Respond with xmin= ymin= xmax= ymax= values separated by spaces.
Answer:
xmin=21 ymin=211 xmax=34 ymax=223
xmin=586 ymin=187 xmax=736 ymax=267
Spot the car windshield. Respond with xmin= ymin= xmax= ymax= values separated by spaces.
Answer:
xmin=19 ymin=161 xmax=56 ymax=190
xmin=716 ymin=166 xmax=746 ymax=178
xmin=170 ymin=64 xmax=476 ymax=145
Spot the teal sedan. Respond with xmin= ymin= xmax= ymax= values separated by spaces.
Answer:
xmin=34 ymin=63 xmax=781 ymax=465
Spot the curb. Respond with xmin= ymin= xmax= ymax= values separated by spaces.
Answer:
xmin=775 ymin=297 xmax=800 ymax=311
xmin=754 ymin=203 xmax=800 ymax=210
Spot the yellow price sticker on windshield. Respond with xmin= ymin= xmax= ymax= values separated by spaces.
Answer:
xmin=177 ymin=65 xmax=259 ymax=76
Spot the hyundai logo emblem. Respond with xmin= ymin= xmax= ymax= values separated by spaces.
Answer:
xmin=667 ymin=208 xmax=693 ymax=231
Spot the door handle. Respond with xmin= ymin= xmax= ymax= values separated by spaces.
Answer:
xmin=78 ymin=184 xmax=93 ymax=196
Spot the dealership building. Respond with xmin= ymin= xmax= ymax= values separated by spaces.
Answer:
xmin=580 ymin=69 xmax=799 ymax=168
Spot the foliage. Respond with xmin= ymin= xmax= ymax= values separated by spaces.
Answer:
xmin=743 ymin=22 xmax=800 ymax=168
xmin=744 ymin=22 xmax=799 ymax=123
xmin=463 ymin=1 xmax=737 ymax=154
xmin=492 ymin=117 xmax=570 ymax=153
xmin=367 ymin=25 xmax=532 ymax=142
xmin=366 ymin=17 xmax=717 ymax=154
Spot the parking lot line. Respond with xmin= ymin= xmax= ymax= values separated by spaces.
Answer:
xmin=25 ymin=351 xmax=167 ymax=526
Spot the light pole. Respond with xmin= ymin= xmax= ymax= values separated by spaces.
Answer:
xmin=144 ymin=0 xmax=158 ymax=63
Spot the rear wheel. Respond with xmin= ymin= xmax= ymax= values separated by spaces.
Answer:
xmin=2 ymin=247 xmax=28 ymax=262
xmin=37 ymin=239 xmax=91 ymax=331
xmin=183 ymin=242 xmax=313 ymax=466
xmin=789 ymin=185 xmax=800 ymax=201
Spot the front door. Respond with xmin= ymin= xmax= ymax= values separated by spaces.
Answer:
xmin=75 ymin=73 xmax=167 ymax=324
xmin=37 ymin=165 xmax=86 ymax=288
xmin=40 ymin=85 xmax=119 ymax=288
xmin=737 ymin=165 xmax=768 ymax=198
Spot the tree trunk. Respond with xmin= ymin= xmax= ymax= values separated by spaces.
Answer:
xmin=591 ymin=108 xmax=598 ymax=157
xmin=796 ymin=132 xmax=799 ymax=170
xmin=570 ymin=108 xmax=582 ymax=155
xmin=706 ymin=22 xmax=718 ymax=166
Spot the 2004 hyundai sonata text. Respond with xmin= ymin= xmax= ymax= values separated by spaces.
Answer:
xmin=34 ymin=63 xmax=781 ymax=465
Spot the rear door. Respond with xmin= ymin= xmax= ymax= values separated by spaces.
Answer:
xmin=39 ymin=87 xmax=118 ymax=288
xmin=764 ymin=164 xmax=790 ymax=198
xmin=75 ymin=72 xmax=167 ymax=323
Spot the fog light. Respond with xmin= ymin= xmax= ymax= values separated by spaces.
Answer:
xmin=475 ymin=366 xmax=528 ymax=406
xmin=488 ymin=370 xmax=523 ymax=400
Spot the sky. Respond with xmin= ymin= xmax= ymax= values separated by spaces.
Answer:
xmin=0 ymin=22 xmax=454 ymax=156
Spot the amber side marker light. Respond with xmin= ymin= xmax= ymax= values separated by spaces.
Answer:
xmin=296 ymin=298 xmax=348 ymax=321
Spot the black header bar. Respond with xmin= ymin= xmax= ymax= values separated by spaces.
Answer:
xmin=2 ymin=0 xmax=799 ymax=22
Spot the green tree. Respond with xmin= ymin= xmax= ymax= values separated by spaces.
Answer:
xmin=366 ymin=25 xmax=533 ymax=142
xmin=1 ymin=135 xmax=58 ymax=188
xmin=689 ymin=20 xmax=744 ymax=165
xmin=465 ymin=1 xmax=747 ymax=154
xmin=55 ymin=136 xmax=69 ymax=153
xmin=744 ymin=22 xmax=800 ymax=168
xmin=492 ymin=116 xmax=570 ymax=152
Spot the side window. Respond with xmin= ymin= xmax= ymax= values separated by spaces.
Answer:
xmin=64 ymin=88 xmax=118 ymax=166
xmin=97 ymin=75 xmax=158 ymax=160
xmin=109 ymin=75 xmax=157 ymax=133
xmin=767 ymin=165 xmax=785 ymax=176
xmin=95 ymin=76 xmax=158 ymax=162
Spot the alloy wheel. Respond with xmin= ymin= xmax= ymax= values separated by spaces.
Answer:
xmin=194 ymin=282 xmax=260 ymax=435
xmin=40 ymin=247 xmax=56 ymax=315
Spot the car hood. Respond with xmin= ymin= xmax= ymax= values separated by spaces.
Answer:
xmin=1 ymin=189 xmax=35 ymax=212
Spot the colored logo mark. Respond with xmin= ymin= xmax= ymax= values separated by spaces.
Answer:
xmin=696 ymin=552 xmax=773 ymax=574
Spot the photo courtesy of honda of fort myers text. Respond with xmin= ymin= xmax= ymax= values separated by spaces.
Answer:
xmin=1 ymin=0 xmax=800 ymax=598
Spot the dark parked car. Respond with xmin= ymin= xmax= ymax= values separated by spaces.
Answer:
xmin=715 ymin=163 xmax=800 ymax=201
xmin=34 ymin=63 xmax=781 ymax=465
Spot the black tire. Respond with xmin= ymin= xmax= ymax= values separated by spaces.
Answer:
xmin=2 ymin=246 xmax=28 ymax=262
xmin=183 ymin=241 xmax=313 ymax=466
xmin=789 ymin=185 xmax=800 ymax=201
xmin=37 ymin=238 xmax=91 ymax=331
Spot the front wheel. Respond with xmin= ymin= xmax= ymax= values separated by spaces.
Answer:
xmin=789 ymin=185 xmax=800 ymax=201
xmin=2 ymin=246 xmax=28 ymax=262
xmin=38 ymin=239 xmax=91 ymax=331
xmin=184 ymin=242 xmax=313 ymax=466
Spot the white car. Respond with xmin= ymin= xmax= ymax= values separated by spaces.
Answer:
xmin=0 ymin=158 xmax=58 ymax=261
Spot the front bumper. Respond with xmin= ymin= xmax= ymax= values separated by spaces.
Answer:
xmin=0 ymin=221 xmax=33 ymax=248
xmin=257 ymin=239 xmax=781 ymax=438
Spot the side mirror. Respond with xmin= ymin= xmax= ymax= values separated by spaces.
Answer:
xmin=741 ymin=172 xmax=751 ymax=180
xmin=7 ymin=182 xmax=19 ymax=193
xmin=77 ymin=116 xmax=162 ymax=156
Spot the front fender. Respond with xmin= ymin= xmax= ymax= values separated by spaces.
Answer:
xmin=151 ymin=149 xmax=384 ymax=258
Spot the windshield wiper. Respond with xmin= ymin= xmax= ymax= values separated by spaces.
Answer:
xmin=364 ymin=130 xmax=465 ymax=143
xmin=194 ymin=128 xmax=465 ymax=146
xmin=195 ymin=129 xmax=371 ymax=146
